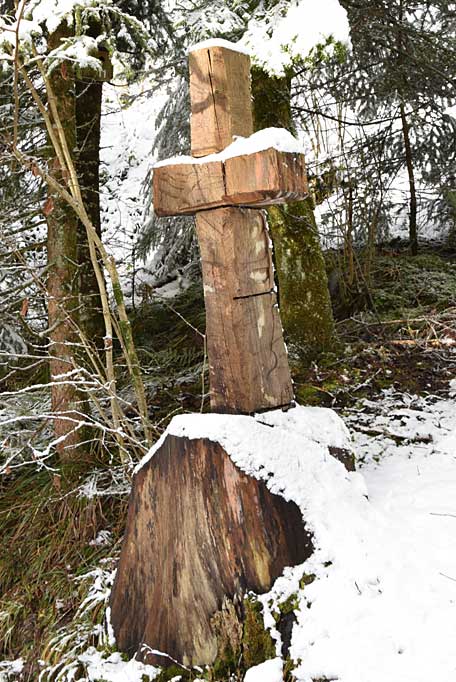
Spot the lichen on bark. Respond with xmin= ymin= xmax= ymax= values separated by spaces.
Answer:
xmin=46 ymin=24 xmax=90 ymax=462
xmin=252 ymin=66 xmax=336 ymax=360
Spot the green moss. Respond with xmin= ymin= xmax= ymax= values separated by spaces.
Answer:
xmin=242 ymin=596 xmax=276 ymax=670
xmin=206 ymin=594 xmax=280 ymax=681
xmin=154 ymin=664 xmax=191 ymax=682
xmin=372 ymin=253 xmax=456 ymax=317
xmin=268 ymin=203 xmax=336 ymax=359
xmin=294 ymin=384 xmax=323 ymax=406
xmin=277 ymin=593 xmax=299 ymax=617
xmin=251 ymin=67 xmax=336 ymax=361
xmin=283 ymin=656 xmax=297 ymax=682
xmin=211 ymin=649 xmax=237 ymax=680
xmin=299 ymin=573 xmax=316 ymax=590
xmin=329 ymin=248 xmax=456 ymax=321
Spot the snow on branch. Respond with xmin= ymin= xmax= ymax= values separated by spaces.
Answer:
xmin=239 ymin=0 xmax=350 ymax=76
xmin=188 ymin=37 xmax=251 ymax=56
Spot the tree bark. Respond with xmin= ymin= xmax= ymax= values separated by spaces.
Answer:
xmin=400 ymin=102 xmax=418 ymax=255
xmin=251 ymin=67 xmax=336 ymax=360
xmin=75 ymin=78 xmax=105 ymax=349
xmin=110 ymin=433 xmax=312 ymax=667
xmin=46 ymin=27 xmax=87 ymax=460
xmin=445 ymin=189 xmax=456 ymax=250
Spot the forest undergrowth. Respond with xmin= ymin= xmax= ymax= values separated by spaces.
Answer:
xmin=0 ymin=242 xmax=455 ymax=681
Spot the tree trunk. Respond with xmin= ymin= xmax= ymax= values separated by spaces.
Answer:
xmin=75 ymin=79 xmax=105 ymax=349
xmin=251 ymin=67 xmax=336 ymax=360
xmin=400 ymin=102 xmax=418 ymax=255
xmin=445 ymin=189 xmax=456 ymax=250
xmin=46 ymin=28 xmax=87 ymax=461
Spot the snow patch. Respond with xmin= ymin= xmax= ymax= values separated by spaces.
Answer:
xmin=100 ymin=81 xmax=167 ymax=302
xmin=244 ymin=657 xmax=283 ymax=682
xmin=135 ymin=388 xmax=456 ymax=682
xmin=436 ymin=428 xmax=456 ymax=456
xmin=240 ymin=0 xmax=350 ymax=75
xmin=135 ymin=403 xmax=353 ymax=479
xmin=78 ymin=648 xmax=158 ymax=682
xmin=25 ymin=0 xmax=102 ymax=36
xmin=188 ymin=38 xmax=251 ymax=56
xmin=0 ymin=659 xmax=23 ymax=682
xmin=89 ymin=529 xmax=113 ymax=547
xmin=153 ymin=127 xmax=305 ymax=168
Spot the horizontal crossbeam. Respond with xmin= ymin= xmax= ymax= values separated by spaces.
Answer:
xmin=153 ymin=147 xmax=308 ymax=217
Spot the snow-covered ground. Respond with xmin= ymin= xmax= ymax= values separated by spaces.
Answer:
xmin=233 ymin=385 xmax=456 ymax=682
xmin=1 ymin=384 xmax=455 ymax=681
xmin=282 ymin=388 xmax=456 ymax=682
xmin=161 ymin=386 xmax=456 ymax=682
xmin=69 ymin=383 xmax=456 ymax=682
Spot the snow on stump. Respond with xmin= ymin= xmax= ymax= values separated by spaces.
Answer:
xmin=109 ymin=406 xmax=354 ymax=667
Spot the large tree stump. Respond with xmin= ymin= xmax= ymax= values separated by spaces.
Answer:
xmin=110 ymin=434 xmax=312 ymax=667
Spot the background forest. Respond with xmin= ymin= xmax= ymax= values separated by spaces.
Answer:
xmin=0 ymin=0 xmax=455 ymax=681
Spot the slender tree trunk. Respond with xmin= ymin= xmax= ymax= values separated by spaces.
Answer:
xmin=251 ymin=67 xmax=335 ymax=360
xmin=345 ymin=182 xmax=355 ymax=286
xmin=446 ymin=189 xmax=456 ymax=250
xmin=46 ymin=27 xmax=87 ymax=460
xmin=396 ymin=0 xmax=418 ymax=256
xmin=400 ymin=102 xmax=418 ymax=255
xmin=75 ymin=78 xmax=105 ymax=349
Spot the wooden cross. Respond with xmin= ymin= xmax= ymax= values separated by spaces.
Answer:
xmin=153 ymin=42 xmax=309 ymax=414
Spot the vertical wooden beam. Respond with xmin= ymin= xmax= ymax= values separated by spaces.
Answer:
xmin=196 ymin=208 xmax=293 ymax=413
xmin=189 ymin=46 xmax=253 ymax=157
xmin=188 ymin=45 xmax=294 ymax=412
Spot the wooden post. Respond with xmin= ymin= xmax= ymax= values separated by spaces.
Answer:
xmin=189 ymin=45 xmax=253 ymax=157
xmin=152 ymin=44 xmax=310 ymax=413
xmin=192 ymin=45 xmax=292 ymax=413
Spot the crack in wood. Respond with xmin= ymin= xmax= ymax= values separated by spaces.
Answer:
xmin=233 ymin=289 xmax=274 ymax=301
xmin=207 ymin=50 xmax=222 ymax=150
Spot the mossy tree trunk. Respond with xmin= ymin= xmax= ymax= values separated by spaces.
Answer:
xmin=46 ymin=27 xmax=88 ymax=461
xmin=252 ymin=67 xmax=336 ymax=360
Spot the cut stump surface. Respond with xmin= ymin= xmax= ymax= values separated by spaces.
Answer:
xmin=110 ymin=433 xmax=312 ymax=667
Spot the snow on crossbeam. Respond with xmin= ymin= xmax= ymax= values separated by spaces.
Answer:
xmin=153 ymin=129 xmax=308 ymax=217
xmin=153 ymin=127 xmax=306 ymax=167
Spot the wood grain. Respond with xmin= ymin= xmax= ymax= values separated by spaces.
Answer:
xmin=196 ymin=207 xmax=293 ymax=413
xmin=153 ymin=149 xmax=308 ymax=216
xmin=189 ymin=46 xmax=253 ymax=157
xmin=224 ymin=149 xmax=308 ymax=207
xmin=152 ymin=160 xmax=224 ymax=216
xmin=109 ymin=434 xmax=312 ymax=667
